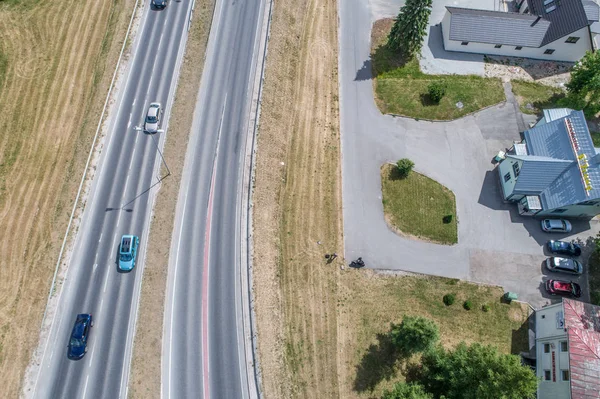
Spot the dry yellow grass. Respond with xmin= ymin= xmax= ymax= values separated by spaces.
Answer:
xmin=252 ymin=0 xmax=342 ymax=397
xmin=0 ymin=0 xmax=134 ymax=395
xmin=128 ymin=1 xmax=214 ymax=397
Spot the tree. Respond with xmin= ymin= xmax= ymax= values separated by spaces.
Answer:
xmin=418 ymin=342 xmax=537 ymax=399
xmin=388 ymin=0 xmax=432 ymax=57
xmin=566 ymin=50 xmax=600 ymax=118
xmin=382 ymin=382 xmax=432 ymax=399
xmin=396 ymin=158 xmax=415 ymax=178
xmin=390 ymin=316 xmax=439 ymax=355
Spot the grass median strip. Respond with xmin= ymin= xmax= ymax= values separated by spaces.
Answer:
xmin=381 ymin=164 xmax=458 ymax=245
xmin=371 ymin=19 xmax=504 ymax=120
xmin=510 ymin=79 xmax=565 ymax=114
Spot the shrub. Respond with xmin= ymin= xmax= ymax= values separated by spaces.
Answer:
xmin=396 ymin=158 xmax=415 ymax=178
xmin=482 ymin=304 xmax=491 ymax=312
xmin=390 ymin=316 xmax=440 ymax=355
xmin=443 ymin=293 xmax=456 ymax=306
xmin=427 ymin=81 xmax=446 ymax=103
xmin=463 ymin=300 xmax=473 ymax=310
xmin=442 ymin=214 xmax=453 ymax=224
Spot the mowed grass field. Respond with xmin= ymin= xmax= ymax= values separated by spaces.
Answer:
xmin=0 ymin=0 xmax=133 ymax=395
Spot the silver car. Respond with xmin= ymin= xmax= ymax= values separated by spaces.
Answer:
xmin=144 ymin=102 xmax=161 ymax=133
xmin=541 ymin=219 xmax=572 ymax=233
xmin=545 ymin=257 xmax=583 ymax=275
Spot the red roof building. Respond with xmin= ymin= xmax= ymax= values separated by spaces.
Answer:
xmin=536 ymin=298 xmax=600 ymax=399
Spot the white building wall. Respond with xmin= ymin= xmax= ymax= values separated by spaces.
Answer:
xmin=536 ymin=304 xmax=571 ymax=399
xmin=497 ymin=157 xmax=521 ymax=200
xmin=442 ymin=17 xmax=592 ymax=63
xmin=538 ymin=201 xmax=600 ymax=218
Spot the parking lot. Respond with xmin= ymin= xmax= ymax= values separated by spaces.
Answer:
xmin=340 ymin=0 xmax=599 ymax=309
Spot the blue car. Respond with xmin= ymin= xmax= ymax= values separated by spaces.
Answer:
xmin=546 ymin=240 xmax=582 ymax=257
xmin=68 ymin=314 xmax=93 ymax=359
xmin=119 ymin=235 xmax=139 ymax=271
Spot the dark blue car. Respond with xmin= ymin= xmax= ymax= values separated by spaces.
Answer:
xmin=546 ymin=240 xmax=582 ymax=257
xmin=68 ymin=314 xmax=93 ymax=359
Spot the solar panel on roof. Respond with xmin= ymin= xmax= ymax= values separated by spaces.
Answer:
xmin=543 ymin=0 xmax=554 ymax=5
xmin=546 ymin=4 xmax=557 ymax=12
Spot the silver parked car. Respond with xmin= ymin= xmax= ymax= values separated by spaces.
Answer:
xmin=545 ymin=257 xmax=583 ymax=275
xmin=144 ymin=102 xmax=161 ymax=133
xmin=541 ymin=219 xmax=572 ymax=233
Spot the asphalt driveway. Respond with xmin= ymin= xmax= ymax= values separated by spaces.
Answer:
xmin=339 ymin=0 xmax=597 ymax=308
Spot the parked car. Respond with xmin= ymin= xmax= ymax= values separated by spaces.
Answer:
xmin=68 ymin=314 xmax=93 ymax=359
xmin=118 ymin=235 xmax=139 ymax=271
xmin=545 ymin=257 xmax=583 ymax=275
xmin=152 ymin=0 xmax=167 ymax=8
xmin=545 ymin=279 xmax=582 ymax=298
xmin=144 ymin=102 xmax=161 ymax=133
xmin=541 ymin=219 xmax=572 ymax=233
xmin=546 ymin=240 xmax=582 ymax=257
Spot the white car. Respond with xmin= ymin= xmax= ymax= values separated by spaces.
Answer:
xmin=144 ymin=102 xmax=161 ymax=133
xmin=541 ymin=219 xmax=572 ymax=233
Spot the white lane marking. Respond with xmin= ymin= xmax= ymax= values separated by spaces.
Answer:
xmin=103 ymin=268 xmax=110 ymax=293
xmin=116 ymin=212 xmax=122 ymax=228
xmin=168 ymin=192 xmax=188 ymax=399
xmin=88 ymin=344 xmax=95 ymax=367
xmin=99 ymin=233 xmax=103 ymax=243
xmin=93 ymin=263 xmax=98 ymax=272
xmin=99 ymin=298 xmax=104 ymax=313
xmin=82 ymin=374 xmax=89 ymax=398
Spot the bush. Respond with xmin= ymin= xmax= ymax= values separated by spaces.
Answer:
xmin=396 ymin=158 xmax=415 ymax=178
xmin=442 ymin=214 xmax=453 ymax=224
xmin=390 ymin=316 xmax=440 ymax=355
xmin=427 ymin=81 xmax=446 ymax=103
xmin=443 ymin=293 xmax=456 ymax=306
xmin=463 ymin=300 xmax=473 ymax=310
xmin=482 ymin=304 xmax=491 ymax=312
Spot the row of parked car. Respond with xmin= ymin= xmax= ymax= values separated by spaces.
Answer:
xmin=67 ymin=235 xmax=140 ymax=359
xmin=541 ymin=219 xmax=583 ymax=299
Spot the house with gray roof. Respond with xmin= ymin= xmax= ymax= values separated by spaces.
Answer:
xmin=441 ymin=0 xmax=600 ymax=62
xmin=498 ymin=108 xmax=600 ymax=217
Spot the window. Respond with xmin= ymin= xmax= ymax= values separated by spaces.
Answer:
xmin=544 ymin=343 xmax=550 ymax=353
xmin=461 ymin=41 xmax=469 ymax=46
xmin=544 ymin=370 xmax=552 ymax=380
xmin=560 ymin=341 xmax=568 ymax=352
xmin=579 ymin=200 xmax=598 ymax=206
xmin=566 ymin=36 xmax=580 ymax=44
xmin=552 ymin=208 xmax=567 ymax=214
xmin=515 ymin=46 xmax=523 ymax=50
xmin=512 ymin=162 xmax=520 ymax=177
xmin=494 ymin=44 xmax=502 ymax=49
xmin=544 ymin=49 xmax=555 ymax=55
xmin=504 ymin=172 xmax=511 ymax=182
xmin=562 ymin=370 xmax=570 ymax=381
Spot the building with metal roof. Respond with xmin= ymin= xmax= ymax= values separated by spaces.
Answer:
xmin=441 ymin=0 xmax=599 ymax=62
xmin=497 ymin=108 xmax=600 ymax=217
xmin=535 ymin=298 xmax=600 ymax=399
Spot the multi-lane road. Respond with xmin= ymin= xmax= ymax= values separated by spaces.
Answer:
xmin=162 ymin=0 xmax=266 ymax=396
xmin=32 ymin=1 xmax=194 ymax=397
xmin=31 ymin=0 xmax=267 ymax=396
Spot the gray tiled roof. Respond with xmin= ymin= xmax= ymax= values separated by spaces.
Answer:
xmin=446 ymin=7 xmax=550 ymax=47
xmin=583 ymin=0 xmax=600 ymax=22
xmin=511 ymin=156 xmax=572 ymax=195
xmin=526 ymin=0 xmax=590 ymax=46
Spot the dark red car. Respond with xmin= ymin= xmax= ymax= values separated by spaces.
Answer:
xmin=545 ymin=279 xmax=581 ymax=298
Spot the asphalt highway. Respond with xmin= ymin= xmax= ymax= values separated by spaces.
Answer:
xmin=32 ymin=1 xmax=193 ymax=398
xmin=161 ymin=0 xmax=265 ymax=397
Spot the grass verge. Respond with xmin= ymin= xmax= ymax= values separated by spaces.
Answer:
xmin=340 ymin=272 xmax=530 ymax=397
xmin=381 ymin=164 xmax=457 ymax=245
xmin=371 ymin=19 xmax=504 ymax=120
xmin=510 ymin=79 xmax=566 ymax=114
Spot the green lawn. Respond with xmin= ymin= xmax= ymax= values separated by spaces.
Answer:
xmin=344 ymin=272 xmax=530 ymax=396
xmin=380 ymin=164 xmax=457 ymax=244
xmin=371 ymin=19 xmax=504 ymax=120
xmin=510 ymin=79 xmax=566 ymax=114
xmin=587 ymin=250 xmax=600 ymax=306
xmin=591 ymin=131 xmax=600 ymax=147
